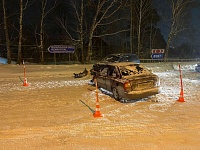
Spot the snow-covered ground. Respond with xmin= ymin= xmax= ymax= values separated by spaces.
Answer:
xmin=0 ymin=63 xmax=199 ymax=150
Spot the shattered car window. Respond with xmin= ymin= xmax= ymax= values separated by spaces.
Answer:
xmin=119 ymin=64 xmax=150 ymax=76
xmin=100 ymin=67 xmax=108 ymax=76
xmin=119 ymin=55 xmax=139 ymax=62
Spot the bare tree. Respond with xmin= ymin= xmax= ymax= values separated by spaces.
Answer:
xmin=86 ymin=0 xmax=124 ymax=62
xmin=77 ymin=0 xmax=84 ymax=62
xmin=164 ymin=0 xmax=194 ymax=60
xmin=17 ymin=0 xmax=23 ymax=64
xmin=130 ymin=0 xmax=134 ymax=54
xmin=57 ymin=0 xmax=126 ymax=63
xmin=18 ymin=0 xmax=23 ymax=64
xmin=56 ymin=0 xmax=86 ymax=63
xmin=17 ymin=0 xmax=30 ymax=64
xmin=133 ymin=0 xmax=152 ymax=57
xmin=2 ymin=0 xmax=11 ymax=64
xmin=38 ymin=0 xmax=58 ymax=64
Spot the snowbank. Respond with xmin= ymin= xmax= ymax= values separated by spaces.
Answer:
xmin=0 ymin=57 xmax=16 ymax=64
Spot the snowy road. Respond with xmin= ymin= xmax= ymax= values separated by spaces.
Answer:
xmin=0 ymin=63 xmax=200 ymax=150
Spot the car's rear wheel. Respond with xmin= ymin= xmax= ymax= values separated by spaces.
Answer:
xmin=112 ymin=88 xmax=120 ymax=100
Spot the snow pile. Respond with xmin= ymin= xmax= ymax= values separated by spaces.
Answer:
xmin=172 ymin=63 xmax=197 ymax=71
xmin=0 ymin=57 xmax=16 ymax=64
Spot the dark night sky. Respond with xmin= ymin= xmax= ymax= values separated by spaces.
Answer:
xmin=154 ymin=0 xmax=200 ymax=49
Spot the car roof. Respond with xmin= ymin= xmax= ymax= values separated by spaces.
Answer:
xmin=109 ymin=53 xmax=137 ymax=56
xmin=106 ymin=62 xmax=139 ymax=66
xmin=107 ymin=53 xmax=138 ymax=58
xmin=102 ymin=53 xmax=139 ymax=60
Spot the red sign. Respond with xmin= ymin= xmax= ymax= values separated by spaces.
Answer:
xmin=152 ymin=49 xmax=165 ymax=54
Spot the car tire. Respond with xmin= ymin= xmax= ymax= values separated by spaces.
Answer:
xmin=112 ymin=88 xmax=120 ymax=100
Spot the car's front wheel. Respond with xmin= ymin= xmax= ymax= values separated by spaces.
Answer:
xmin=112 ymin=88 xmax=120 ymax=100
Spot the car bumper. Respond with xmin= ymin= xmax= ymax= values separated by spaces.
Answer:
xmin=124 ymin=87 xmax=160 ymax=100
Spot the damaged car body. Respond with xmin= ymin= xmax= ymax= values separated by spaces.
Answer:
xmin=90 ymin=53 xmax=140 ymax=76
xmin=96 ymin=62 xmax=160 ymax=101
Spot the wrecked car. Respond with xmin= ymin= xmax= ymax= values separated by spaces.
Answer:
xmin=96 ymin=62 xmax=160 ymax=100
xmin=90 ymin=53 xmax=140 ymax=76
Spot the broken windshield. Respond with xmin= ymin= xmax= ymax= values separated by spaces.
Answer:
xmin=119 ymin=64 xmax=150 ymax=76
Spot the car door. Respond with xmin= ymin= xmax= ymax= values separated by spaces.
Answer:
xmin=97 ymin=67 xmax=108 ymax=89
xmin=105 ymin=66 xmax=119 ymax=92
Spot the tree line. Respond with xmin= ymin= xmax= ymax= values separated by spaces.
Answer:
xmin=0 ymin=0 xmax=197 ymax=64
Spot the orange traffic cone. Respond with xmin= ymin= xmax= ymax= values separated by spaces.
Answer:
xmin=177 ymin=64 xmax=185 ymax=102
xmin=23 ymin=78 xmax=29 ymax=86
xmin=177 ymin=89 xmax=185 ymax=102
xmin=22 ymin=60 xmax=29 ymax=86
xmin=93 ymin=103 xmax=102 ymax=118
xmin=93 ymin=80 xmax=102 ymax=118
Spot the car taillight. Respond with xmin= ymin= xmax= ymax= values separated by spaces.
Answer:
xmin=123 ymin=81 xmax=131 ymax=92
